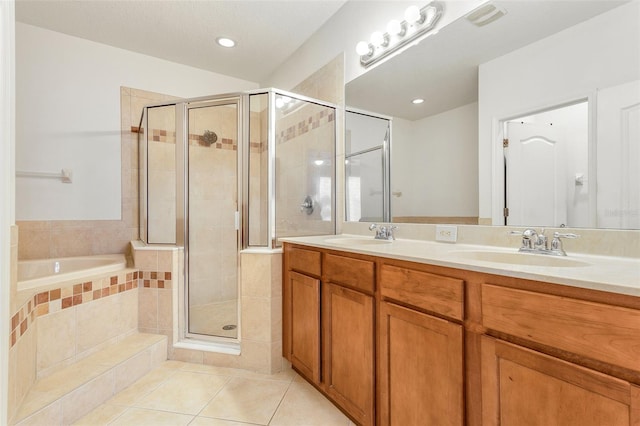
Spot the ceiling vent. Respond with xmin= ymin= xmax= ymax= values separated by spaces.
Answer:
xmin=466 ymin=3 xmax=507 ymax=27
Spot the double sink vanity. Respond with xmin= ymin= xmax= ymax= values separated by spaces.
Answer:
xmin=281 ymin=233 xmax=640 ymax=425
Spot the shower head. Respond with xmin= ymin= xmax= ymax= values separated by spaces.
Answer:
xmin=200 ymin=130 xmax=218 ymax=147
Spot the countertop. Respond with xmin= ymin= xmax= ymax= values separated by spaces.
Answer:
xmin=280 ymin=234 xmax=640 ymax=297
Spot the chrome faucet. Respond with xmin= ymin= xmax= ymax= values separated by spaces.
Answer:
xmin=510 ymin=228 xmax=579 ymax=256
xmin=369 ymin=223 xmax=397 ymax=240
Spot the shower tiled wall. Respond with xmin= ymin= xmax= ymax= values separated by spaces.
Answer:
xmin=131 ymin=245 xmax=285 ymax=374
xmin=146 ymin=105 xmax=176 ymax=243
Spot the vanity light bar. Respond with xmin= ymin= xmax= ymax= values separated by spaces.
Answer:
xmin=357 ymin=2 xmax=444 ymax=68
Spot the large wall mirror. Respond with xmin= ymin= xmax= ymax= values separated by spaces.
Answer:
xmin=345 ymin=0 xmax=639 ymax=230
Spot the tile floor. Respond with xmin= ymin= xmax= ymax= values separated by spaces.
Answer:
xmin=73 ymin=361 xmax=355 ymax=426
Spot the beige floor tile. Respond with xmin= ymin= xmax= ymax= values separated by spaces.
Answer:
xmin=199 ymin=377 xmax=289 ymax=424
xmin=134 ymin=371 xmax=230 ymax=415
xmin=179 ymin=362 xmax=243 ymax=376
xmin=109 ymin=407 xmax=193 ymax=426
xmin=270 ymin=381 xmax=351 ymax=426
xmin=190 ymin=417 xmax=255 ymax=425
xmin=234 ymin=367 xmax=297 ymax=383
xmin=71 ymin=403 xmax=128 ymax=425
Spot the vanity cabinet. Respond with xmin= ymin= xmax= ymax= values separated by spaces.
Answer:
xmin=283 ymin=247 xmax=322 ymax=383
xmin=323 ymin=282 xmax=375 ymax=425
xmin=378 ymin=263 xmax=465 ymax=426
xmin=286 ymin=271 xmax=321 ymax=381
xmin=481 ymin=337 xmax=640 ymax=426
xmin=480 ymin=282 xmax=640 ymax=426
xmin=282 ymin=242 xmax=640 ymax=426
xmin=283 ymin=245 xmax=376 ymax=426
xmin=379 ymin=301 xmax=463 ymax=426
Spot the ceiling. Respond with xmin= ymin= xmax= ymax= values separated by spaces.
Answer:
xmin=15 ymin=0 xmax=347 ymax=83
xmin=15 ymin=0 xmax=631 ymax=115
xmin=346 ymin=0 xmax=629 ymax=121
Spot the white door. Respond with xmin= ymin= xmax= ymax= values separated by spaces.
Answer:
xmin=506 ymin=121 xmax=567 ymax=227
xmin=596 ymin=80 xmax=640 ymax=229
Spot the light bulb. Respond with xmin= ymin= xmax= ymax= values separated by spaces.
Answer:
xmin=356 ymin=41 xmax=371 ymax=56
xmin=412 ymin=98 xmax=425 ymax=104
xmin=424 ymin=6 xmax=436 ymax=23
xmin=275 ymin=98 xmax=284 ymax=109
xmin=387 ymin=19 xmax=403 ymax=36
xmin=370 ymin=31 xmax=386 ymax=47
xmin=216 ymin=37 xmax=236 ymax=48
xmin=404 ymin=5 xmax=422 ymax=24
xmin=282 ymin=96 xmax=291 ymax=104
xmin=314 ymin=160 xmax=324 ymax=166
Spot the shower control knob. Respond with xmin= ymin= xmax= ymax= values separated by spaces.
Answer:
xmin=300 ymin=196 xmax=314 ymax=215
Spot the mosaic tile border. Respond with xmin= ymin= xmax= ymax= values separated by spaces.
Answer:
xmin=139 ymin=270 xmax=172 ymax=289
xmin=9 ymin=269 xmax=172 ymax=350
xmin=277 ymin=110 xmax=335 ymax=144
xmin=132 ymin=127 xmax=239 ymax=151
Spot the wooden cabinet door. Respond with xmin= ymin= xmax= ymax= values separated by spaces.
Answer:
xmin=287 ymin=271 xmax=321 ymax=383
xmin=481 ymin=336 xmax=640 ymax=426
xmin=379 ymin=301 xmax=464 ymax=426
xmin=323 ymin=282 xmax=375 ymax=426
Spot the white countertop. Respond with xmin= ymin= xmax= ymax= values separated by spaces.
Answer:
xmin=280 ymin=235 xmax=640 ymax=297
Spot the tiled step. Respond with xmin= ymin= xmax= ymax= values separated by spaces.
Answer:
xmin=13 ymin=333 xmax=167 ymax=426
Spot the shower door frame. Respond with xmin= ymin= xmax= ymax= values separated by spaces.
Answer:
xmin=177 ymin=96 xmax=245 ymax=345
xmin=140 ymin=88 xmax=337 ymax=349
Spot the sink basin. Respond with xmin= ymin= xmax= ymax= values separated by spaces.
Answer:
xmin=325 ymin=237 xmax=393 ymax=246
xmin=451 ymin=250 xmax=589 ymax=268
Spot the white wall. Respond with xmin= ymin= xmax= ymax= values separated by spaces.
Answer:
xmin=392 ymin=102 xmax=478 ymax=218
xmin=16 ymin=23 xmax=258 ymax=221
xmin=264 ymin=1 xmax=483 ymax=89
xmin=0 ymin=2 xmax=15 ymax=422
xmin=478 ymin=1 xmax=640 ymax=223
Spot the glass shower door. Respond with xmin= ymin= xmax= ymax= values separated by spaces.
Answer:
xmin=344 ymin=110 xmax=390 ymax=222
xmin=274 ymin=93 xmax=336 ymax=243
xmin=186 ymin=100 xmax=239 ymax=339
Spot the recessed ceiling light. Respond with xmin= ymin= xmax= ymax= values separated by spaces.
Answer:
xmin=216 ymin=37 xmax=236 ymax=48
xmin=412 ymin=98 xmax=425 ymax=104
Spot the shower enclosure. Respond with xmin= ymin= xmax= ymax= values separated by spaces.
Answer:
xmin=138 ymin=89 xmax=336 ymax=343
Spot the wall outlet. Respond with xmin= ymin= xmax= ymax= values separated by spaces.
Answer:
xmin=436 ymin=225 xmax=458 ymax=243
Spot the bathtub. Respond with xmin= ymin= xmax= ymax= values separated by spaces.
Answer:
xmin=18 ymin=254 xmax=128 ymax=292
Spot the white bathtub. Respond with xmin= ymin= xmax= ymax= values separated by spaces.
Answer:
xmin=18 ymin=254 xmax=128 ymax=292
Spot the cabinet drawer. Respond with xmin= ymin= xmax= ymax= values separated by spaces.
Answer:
xmin=482 ymin=284 xmax=640 ymax=372
xmin=324 ymin=253 xmax=375 ymax=293
xmin=288 ymin=247 xmax=321 ymax=276
xmin=380 ymin=265 xmax=464 ymax=321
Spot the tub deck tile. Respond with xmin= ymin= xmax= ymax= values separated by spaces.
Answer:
xmin=13 ymin=333 xmax=167 ymax=426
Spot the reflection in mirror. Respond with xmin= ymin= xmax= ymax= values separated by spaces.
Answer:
xmin=345 ymin=0 xmax=638 ymax=229
xmin=345 ymin=111 xmax=390 ymax=222
xmin=595 ymin=80 xmax=640 ymax=229
xmin=504 ymin=101 xmax=589 ymax=228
